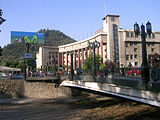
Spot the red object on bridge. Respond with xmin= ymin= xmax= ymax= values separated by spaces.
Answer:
xmin=126 ymin=67 xmax=141 ymax=76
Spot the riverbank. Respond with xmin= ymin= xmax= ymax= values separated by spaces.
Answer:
xmin=0 ymin=94 xmax=160 ymax=120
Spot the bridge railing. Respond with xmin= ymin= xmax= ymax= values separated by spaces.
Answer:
xmin=64 ymin=67 xmax=160 ymax=92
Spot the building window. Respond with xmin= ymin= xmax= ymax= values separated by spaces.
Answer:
xmin=134 ymin=54 xmax=137 ymax=59
xmin=126 ymin=32 xmax=129 ymax=37
xmin=151 ymin=48 xmax=155 ymax=52
xmin=130 ymin=55 xmax=133 ymax=59
xmin=111 ymin=17 xmax=115 ymax=22
xmin=131 ymin=32 xmax=134 ymax=38
xmin=134 ymin=48 xmax=137 ymax=52
xmin=134 ymin=42 xmax=137 ymax=45
xmin=147 ymin=43 xmax=150 ymax=46
xmin=148 ymin=34 xmax=151 ymax=38
xmin=126 ymin=55 xmax=129 ymax=60
xmin=135 ymin=62 xmax=138 ymax=66
xmin=126 ymin=43 xmax=128 ymax=47
xmin=152 ymin=33 xmax=155 ymax=39
xmin=130 ymin=43 xmax=133 ymax=46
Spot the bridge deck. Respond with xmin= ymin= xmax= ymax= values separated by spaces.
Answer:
xmin=61 ymin=80 xmax=160 ymax=107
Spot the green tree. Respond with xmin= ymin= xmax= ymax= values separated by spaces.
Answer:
xmin=82 ymin=54 xmax=102 ymax=71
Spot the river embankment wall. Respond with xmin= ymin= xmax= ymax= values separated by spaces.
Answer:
xmin=0 ymin=80 xmax=75 ymax=99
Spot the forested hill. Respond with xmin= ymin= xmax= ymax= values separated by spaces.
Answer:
xmin=1 ymin=29 xmax=76 ymax=64
xmin=38 ymin=29 xmax=76 ymax=46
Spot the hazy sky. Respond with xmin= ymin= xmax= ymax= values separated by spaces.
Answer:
xmin=0 ymin=0 xmax=160 ymax=47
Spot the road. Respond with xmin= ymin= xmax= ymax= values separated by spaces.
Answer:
xmin=0 ymin=94 xmax=160 ymax=120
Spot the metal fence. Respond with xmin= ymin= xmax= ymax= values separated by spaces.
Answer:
xmin=64 ymin=67 xmax=160 ymax=92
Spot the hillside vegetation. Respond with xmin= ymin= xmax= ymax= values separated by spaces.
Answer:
xmin=0 ymin=29 xmax=76 ymax=67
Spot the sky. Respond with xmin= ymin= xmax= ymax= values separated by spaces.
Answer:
xmin=0 ymin=0 xmax=160 ymax=47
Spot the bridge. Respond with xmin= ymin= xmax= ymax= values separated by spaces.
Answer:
xmin=60 ymin=74 xmax=160 ymax=107
xmin=2 ymin=69 xmax=159 ymax=107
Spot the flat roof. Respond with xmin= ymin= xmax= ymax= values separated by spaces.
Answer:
xmin=0 ymin=66 xmax=21 ymax=71
xmin=102 ymin=14 xmax=120 ymax=20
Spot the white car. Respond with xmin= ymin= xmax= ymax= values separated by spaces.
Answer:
xmin=0 ymin=73 xmax=7 ymax=77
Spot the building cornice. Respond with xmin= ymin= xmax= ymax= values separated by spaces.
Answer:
xmin=42 ymin=46 xmax=58 ymax=49
xmin=58 ymin=33 xmax=107 ymax=48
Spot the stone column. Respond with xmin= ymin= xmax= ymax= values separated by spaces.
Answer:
xmin=58 ymin=53 xmax=60 ymax=67
xmin=66 ymin=51 xmax=68 ymax=67
xmin=62 ymin=52 xmax=64 ymax=66
xmin=78 ymin=49 xmax=80 ymax=68
xmin=89 ymin=47 xmax=92 ymax=55
xmin=97 ymin=47 xmax=99 ymax=55
xmin=101 ymin=39 xmax=103 ymax=62
xmin=81 ymin=48 xmax=84 ymax=62
xmin=74 ymin=50 xmax=76 ymax=70
xmin=85 ymin=47 xmax=88 ymax=59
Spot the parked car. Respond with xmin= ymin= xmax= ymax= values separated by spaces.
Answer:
xmin=125 ymin=67 xmax=141 ymax=76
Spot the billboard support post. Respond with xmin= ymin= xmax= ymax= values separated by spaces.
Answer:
xmin=23 ymin=59 xmax=26 ymax=80
xmin=26 ymin=43 xmax=30 ymax=78
xmin=27 ymin=43 xmax=30 ymax=66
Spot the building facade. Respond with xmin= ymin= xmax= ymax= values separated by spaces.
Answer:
xmin=36 ymin=14 xmax=160 ymax=69
xmin=36 ymin=46 xmax=58 ymax=69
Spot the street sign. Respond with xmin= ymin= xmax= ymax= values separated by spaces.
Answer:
xmin=24 ymin=53 xmax=33 ymax=59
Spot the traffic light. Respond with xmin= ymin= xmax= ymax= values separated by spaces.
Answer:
xmin=0 ymin=46 xmax=2 ymax=56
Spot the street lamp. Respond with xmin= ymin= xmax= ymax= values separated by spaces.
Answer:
xmin=88 ymin=40 xmax=100 ymax=80
xmin=0 ymin=9 xmax=6 ymax=32
xmin=134 ymin=21 xmax=152 ymax=89
xmin=0 ymin=9 xmax=6 ymax=25
xmin=70 ymin=51 xmax=74 ymax=80
xmin=0 ymin=17 xmax=6 ymax=25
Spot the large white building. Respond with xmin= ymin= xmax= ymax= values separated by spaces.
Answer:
xmin=36 ymin=14 xmax=160 ymax=69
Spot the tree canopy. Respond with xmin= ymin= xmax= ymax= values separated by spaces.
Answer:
xmin=82 ymin=54 xmax=103 ymax=71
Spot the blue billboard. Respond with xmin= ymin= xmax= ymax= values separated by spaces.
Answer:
xmin=11 ymin=31 xmax=44 ymax=44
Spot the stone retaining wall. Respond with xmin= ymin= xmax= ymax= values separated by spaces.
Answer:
xmin=24 ymin=81 xmax=72 ymax=98
xmin=0 ymin=80 xmax=78 ymax=99
xmin=0 ymin=80 xmax=24 ymax=99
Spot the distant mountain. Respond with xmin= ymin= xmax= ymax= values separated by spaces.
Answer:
xmin=1 ymin=29 xmax=76 ymax=64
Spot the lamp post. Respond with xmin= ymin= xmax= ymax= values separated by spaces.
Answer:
xmin=70 ymin=51 xmax=74 ymax=80
xmin=0 ymin=17 xmax=5 ymax=25
xmin=134 ymin=21 xmax=152 ymax=89
xmin=88 ymin=40 xmax=100 ymax=81
xmin=0 ymin=9 xmax=6 ymax=32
